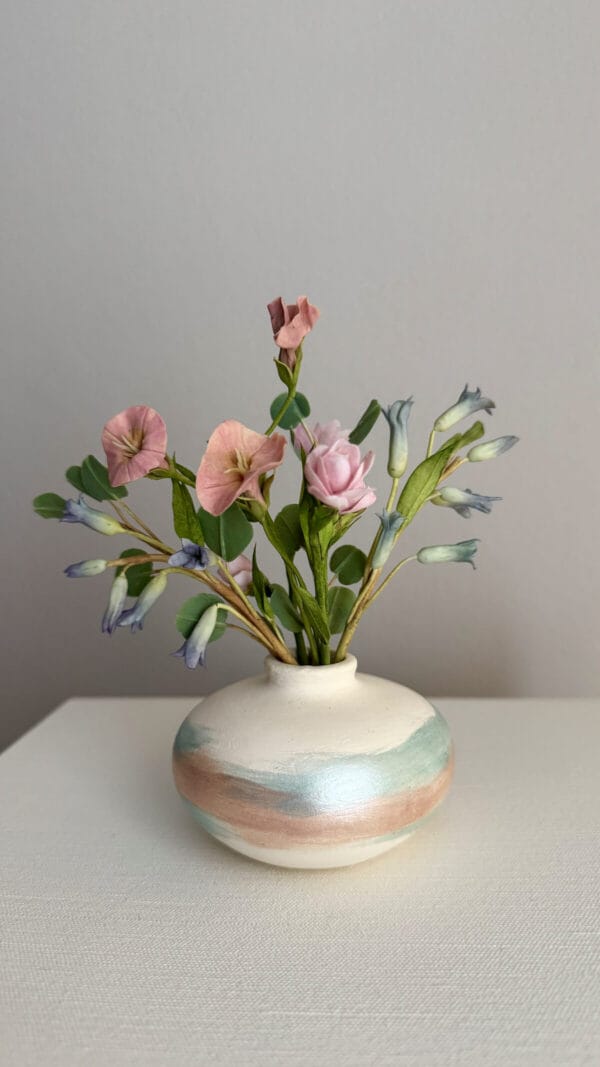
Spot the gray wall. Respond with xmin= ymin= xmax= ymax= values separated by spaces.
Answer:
xmin=2 ymin=0 xmax=599 ymax=750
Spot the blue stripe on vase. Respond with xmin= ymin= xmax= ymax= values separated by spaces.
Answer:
xmin=174 ymin=710 xmax=451 ymax=818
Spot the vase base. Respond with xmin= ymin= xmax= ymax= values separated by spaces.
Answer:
xmin=211 ymin=831 xmax=415 ymax=869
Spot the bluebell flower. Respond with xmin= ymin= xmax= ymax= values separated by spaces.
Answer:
xmin=372 ymin=511 xmax=405 ymax=568
xmin=101 ymin=573 xmax=128 ymax=634
xmin=468 ymin=436 xmax=519 ymax=462
xmin=434 ymin=386 xmax=495 ymax=432
xmin=172 ymin=604 xmax=220 ymax=669
xmin=61 ymin=496 xmax=125 ymax=535
xmin=382 ymin=398 xmax=413 ymax=477
xmin=117 ymin=571 xmax=168 ymax=632
xmin=168 ymin=539 xmax=211 ymax=571
xmin=431 ymin=487 xmax=502 ymax=518
xmin=417 ymin=539 xmax=479 ymax=568
xmin=64 ymin=559 xmax=107 ymax=578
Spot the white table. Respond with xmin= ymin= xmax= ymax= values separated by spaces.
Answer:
xmin=1 ymin=697 xmax=598 ymax=1066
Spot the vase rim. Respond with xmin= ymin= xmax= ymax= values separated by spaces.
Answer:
xmin=264 ymin=654 xmax=358 ymax=689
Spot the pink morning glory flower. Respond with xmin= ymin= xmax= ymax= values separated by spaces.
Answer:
xmin=267 ymin=295 xmax=320 ymax=370
xmin=196 ymin=420 xmax=286 ymax=516
xmin=304 ymin=439 xmax=376 ymax=514
xmin=102 ymin=405 xmax=169 ymax=487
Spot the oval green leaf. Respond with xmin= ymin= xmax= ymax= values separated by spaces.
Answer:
xmin=273 ymin=504 xmax=303 ymax=558
xmin=328 ymin=587 xmax=356 ymax=634
xmin=330 ymin=544 xmax=367 ymax=585
xmin=116 ymin=549 xmax=153 ymax=597
xmin=198 ymin=504 xmax=253 ymax=562
xmin=348 ymin=399 xmax=381 ymax=445
xmin=33 ymin=492 xmax=66 ymax=519
xmin=269 ymin=392 xmax=311 ymax=430
xmin=81 ymin=455 xmax=128 ymax=501
xmin=175 ymin=593 xmax=227 ymax=642
xmin=65 ymin=466 xmax=85 ymax=492
xmin=171 ymin=481 xmax=204 ymax=544
xmin=270 ymin=585 xmax=304 ymax=633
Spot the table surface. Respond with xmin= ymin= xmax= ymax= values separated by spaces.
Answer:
xmin=1 ymin=696 xmax=599 ymax=1067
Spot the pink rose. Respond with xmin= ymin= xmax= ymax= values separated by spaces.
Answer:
xmin=304 ymin=439 xmax=376 ymax=514
xmin=293 ymin=419 xmax=350 ymax=456
xmin=267 ymin=295 xmax=320 ymax=370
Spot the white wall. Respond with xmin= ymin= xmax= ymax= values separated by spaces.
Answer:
xmin=2 ymin=0 xmax=599 ymax=748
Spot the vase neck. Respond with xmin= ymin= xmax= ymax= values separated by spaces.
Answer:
xmin=264 ymin=655 xmax=358 ymax=693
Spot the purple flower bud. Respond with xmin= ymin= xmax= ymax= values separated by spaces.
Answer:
xmin=372 ymin=511 xmax=405 ymax=569
xmin=61 ymin=496 xmax=124 ymax=535
xmin=467 ymin=436 xmax=519 ymax=462
xmin=172 ymin=604 xmax=220 ymax=669
xmin=434 ymin=386 xmax=495 ymax=432
xmin=431 ymin=487 xmax=502 ymax=518
xmin=383 ymin=399 xmax=413 ymax=477
xmin=101 ymin=573 xmax=128 ymax=634
xmin=117 ymin=571 xmax=168 ymax=632
xmin=64 ymin=559 xmax=107 ymax=578
xmin=417 ymin=539 xmax=479 ymax=568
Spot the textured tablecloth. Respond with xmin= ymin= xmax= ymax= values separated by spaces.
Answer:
xmin=1 ymin=696 xmax=599 ymax=1066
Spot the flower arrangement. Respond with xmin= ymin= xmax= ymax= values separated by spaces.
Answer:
xmin=33 ymin=296 xmax=518 ymax=669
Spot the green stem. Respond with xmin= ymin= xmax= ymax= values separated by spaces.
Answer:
xmin=368 ymin=556 xmax=416 ymax=606
xmin=310 ymin=530 xmax=331 ymax=665
xmin=385 ymin=477 xmax=400 ymax=512
xmin=265 ymin=386 xmax=297 ymax=436
xmin=426 ymin=429 xmax=436 ymax=458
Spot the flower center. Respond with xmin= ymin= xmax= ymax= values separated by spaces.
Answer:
xmin=225 ymin=449 xmax=251 ymax=476
xmin=105 ymin=427 xmax=145 ymax=459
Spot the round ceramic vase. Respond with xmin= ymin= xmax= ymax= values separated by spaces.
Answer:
xmin=172 ymin=655 xmax=454 ymax=869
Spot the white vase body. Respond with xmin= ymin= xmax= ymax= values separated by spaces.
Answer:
xmin=172 ymin=655 xmax=453 ymax=869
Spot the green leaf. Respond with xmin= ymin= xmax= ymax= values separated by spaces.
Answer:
xmin=273 ymin=504 xmax=303 ymax=557
xmin=116 ymin=549 xmax=153 ymax=597
xmin=275 ymin=359 xmax=294 ymax=389
xmin=175 ymin=593 xmax=227 ymax=642
xmin=174 ymin=461 xmax=196 ymax=482
xmin=145 ymin=468 xmax=173 ymax=480
xmin=33 ymin=492 xmax=66 ymax=519
xmin=65 ymin=466 xmax=85 ymax=492
xmin=328 ymin=586 xmax=356 ymax=634
xmin=455 ymin=420 xmax=485 ymax=449
xmin=349 ymin=399 xmax=381 ymax=445
xmin=269 ymin=392 xmax=311 ymax=430
xmin=270 ymin=585 xmax=304 ymax=633
xmin=81 ymin=455 xmax=128 ymax=501
xmin=251 ymin=548 xmax=273 ymax=620
xmin=296 ymin=587 xmax=330 ymax=643
xmin=298 ymin=491 xmax=312 ymax=552
xmin=171 ymin=481 xmax=204 ymax=544
xmin=397 ymin=421 xmax=486 ymax=525
xmin=198 ymin=504 xmax=253 ymax=562
xmin=397 ymin=441 xmax=460 ymax=524
xmin=330 ymin=545 xmax=367 ymax=585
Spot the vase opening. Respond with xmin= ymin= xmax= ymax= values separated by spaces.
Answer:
xmin=264 ymin=653 xmax=358 ymax=691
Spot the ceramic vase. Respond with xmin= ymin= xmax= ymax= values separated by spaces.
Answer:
xmin=172 ymin=655 xmax=454 ymax=869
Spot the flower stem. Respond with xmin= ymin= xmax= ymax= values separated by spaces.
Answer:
xmin=265 ymin=386 xmax=297 ymax=436
xmin=426 ymin=429 xmax=436 ymax=457
xmin=333 ymin=569 xmax=380 ymax=662
xmin=122 ymin=503 xmax=160 ymax=542
xmin=385 ymin=477 xmax=400 ymax=513
xmin=368 ymin=556 xmax=416 ymax=606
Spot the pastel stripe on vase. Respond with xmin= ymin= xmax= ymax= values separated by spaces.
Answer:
xmin=173 ymin=656 xmax=454 ymax=869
